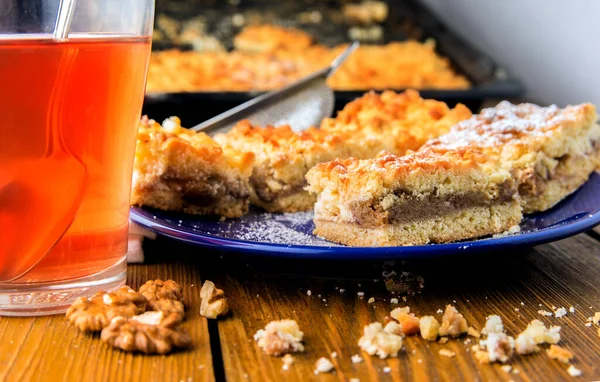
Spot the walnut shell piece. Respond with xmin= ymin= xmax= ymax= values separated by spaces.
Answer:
xmin=101 ymin=313 xmax=191 ymax=354
xmin=66 ymin=286 xmax=147 ymax=332
xmin=199 ymin=280 xmax=229 ymax=319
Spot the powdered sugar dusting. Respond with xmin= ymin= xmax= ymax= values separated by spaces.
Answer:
xmin=425 ymin=102 xmax=585 ymax=150
xmin=233 ymin=213 xmax=331 ymax=245
xmin=215 ymin=210 xmax=336 ymax=246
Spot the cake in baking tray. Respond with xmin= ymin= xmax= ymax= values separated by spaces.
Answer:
xmin=306 ymin=148 xmax=522 ymax=247
xmin=146 ymin=34 xmax=471 ymax=93
xmin=422 ymin=102 xmax=600 ymax=213
xmin=233 ymin=24 xmax=313 ymax=53
xmin=215 ymin=90 xmax=472 ymax=213
xmin=132 ymin=117 xmax=254 ymax=218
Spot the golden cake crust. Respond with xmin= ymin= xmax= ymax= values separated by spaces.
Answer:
xmin=215 ymin=91 xmax=471 ymax=213
xmin=321 ymin=90 xmax=472 ymax=157
xmin=132 ymin=117 xmax=254 ymax=218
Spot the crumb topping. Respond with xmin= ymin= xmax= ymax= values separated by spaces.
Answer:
xmin=423 ymin=102 xmax=596 ymax=151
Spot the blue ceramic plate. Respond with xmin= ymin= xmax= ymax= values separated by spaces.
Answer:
xmin=130 ymin=173 xmax=600 ymax=260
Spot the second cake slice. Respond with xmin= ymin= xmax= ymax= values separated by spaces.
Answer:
xmin=306 ymin=148 xmax=522 ymax=246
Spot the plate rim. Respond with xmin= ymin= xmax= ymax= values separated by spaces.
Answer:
xmin=130 ymin=173 xmax=600 ymax=259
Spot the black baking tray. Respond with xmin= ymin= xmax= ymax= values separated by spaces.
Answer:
xmin=143 ymin=0 xmax=525 ymax=125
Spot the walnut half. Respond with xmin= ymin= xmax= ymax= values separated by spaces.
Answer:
xmin=101 ymin=311 xmax=191 ymax=354
xmin=139 ymin=279 xmax=185 ymax=320
xmin=66 ymin=286 xmax=147 ymax=332
xmin=199 ymin=280 xmax=229 ymax=319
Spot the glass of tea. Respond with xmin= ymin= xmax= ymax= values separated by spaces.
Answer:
xmin=0 ymin=0 xmax=154 ymax=315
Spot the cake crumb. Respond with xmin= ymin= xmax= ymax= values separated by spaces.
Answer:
xmin=254 ymin=319 xmax=304 ymax=356
xmin=538 ymin=310 xmax=553 ymax=317
xmin=282 ymin=354 xmax=294 ymax=370
xmin=314 ymin=357 xmax=335 ymax=374
xmin=500 ymin=365 xmax=512 ymax=373
xmin=439 ymin=305 xmax=468 ymax=337
xmin=419 ymin=316 xmax=440 ymax=341
xmin=357 ymin=292 xmax=365 ymax=298
xmin=390 ymin=298 xmax=399 ymax=304
xmin=436 ymin=309 xmax=443 ymax=314
xmin=592 ymin=312 xmax=600 ymax=325
xmin=439 ymin=349 xmax=456 ymax=358
xmin=567 ymin=365 xmax=582 ymax=377
xmin=438 ymin=337 xmax=449 ymax=344
xmin=480 ymin=332 xmax=514 ymax=363
xmin=307 ymin=290 xmax=312 ymax=296
xmin=569 ymin=306 xmax=575 ymax=313
xmin=546 ymin=344 xmax=573 ymax=364
xmin=331 ymin=351 xmax=337 ymax=358
xmin=383 ymin=367 xmax=391 ymax=373
xmin=390 ymin=306 xmax=420 ymax=335
xmin=515 ymin=319 xmax=561 ymax=355
xmin=358 ymin=322 xmax=403 ymax=359
xmin=368 ymin=297 xmax=375 ymax=304
xmin=482 ymin=315 xmax=504 ymax=335
xmin=351 ymin=354 xmax=363 ymax=364
xmin=554 ymin=307 xmax=567 ymax=318
xmin=383 ymin=321 xmax=402 ymax=336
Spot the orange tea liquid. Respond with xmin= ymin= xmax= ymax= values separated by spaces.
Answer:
xmin=0 ymin=35 xmax=150 ymax=283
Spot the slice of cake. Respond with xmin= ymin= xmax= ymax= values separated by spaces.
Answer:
xmin=215 ymin=121 xmax=351 ymax=213
xmin=216 ymin=90 xmax=471 ymax=213
xmin=131 ymin=117 xmax=254 ymax=218
xmin=422 ymin=102 xmax=600 ymax=213
xmin=306 ymin=148 xmax=522 ymax=246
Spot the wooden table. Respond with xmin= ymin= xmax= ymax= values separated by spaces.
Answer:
xmin=1 ymin=229 xmax=600 ymax=381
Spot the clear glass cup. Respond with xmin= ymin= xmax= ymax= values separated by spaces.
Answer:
xmin=0 ymin=0 xmax=154 ymax=315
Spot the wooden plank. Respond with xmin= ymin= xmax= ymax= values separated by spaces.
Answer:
xmin=210 ymin=233 xmax=600 ymax=381
xmin=0 ymin=256 xmax=214 ymax=382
